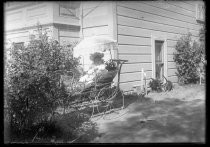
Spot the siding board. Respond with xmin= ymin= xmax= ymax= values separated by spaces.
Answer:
xmin=120 ymin=80 xmax=141 ymax=91
xmin=118 ymin=45 xmax=151 ymax=54
xmin=118 ymin=35 xmax=151 ymax=46
xmin=168 ymin=75 xmax=178 ymax=83
xmin=59 ymin=29 xmax=79 ymax=37
xmin=117 ymin=15 xmax=199 ymax=37
xmin=119 ymin=54 xmax=152 ymax=63
xmin=118 ymin=25 xmax=184 ymax=41
xmin=82 ymin=1 xmax=108 ymax=9
xmin=8 ymin=36 xmax=29 ymax=43
xmin=115 ymin=1 xmax=203 ymax=90
xmin=117 ymin=2 xmax=197 ymax=24
xmin=167 ymin=55 xmax=174 ymax=62
xmin=26 ymin=4 xmax=48 ymax=19
xmin=117 ymin=6 xmax=200 ymax=31
xmin=118 ymin=25 xmax=150 ymax=38
xmin=168 ymin=68 xmax=178 ymax=77
xmin=6 ymin=31 xmax=29 ymax=39
xmin=83 ymin=6 xmax=108 ymax=18
xmin=121 ymin=63 xmax=152 ymax=73
xmin=120 ymin=71 xmax=152 ymax=83
xmin=142 ymin=1 xmax=195 ymax=18
xmin=83 ymin=25 xmax=109 ymax=36
xmin=83 ymin=16 xmax=109 ymax=28
xmin=168 ymin=47 xmax=176 ymax=55
xmin=167 ymin=40 xmax=177 ymax=48
xmin=166 ymin=1 xmax=196 ymax=12
xmin=168 ymin=62 xmax=176 ymax=69
xmin=59 ymin=36 xmax=79 ymax=44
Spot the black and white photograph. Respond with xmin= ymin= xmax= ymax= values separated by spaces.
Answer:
xmin=4 ymin=0 xmax=205 ymax=143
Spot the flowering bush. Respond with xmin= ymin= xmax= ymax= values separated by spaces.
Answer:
xmin=173 ymin=33 xmax=203 ymax=84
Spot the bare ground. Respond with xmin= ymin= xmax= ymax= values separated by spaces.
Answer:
xmin=90 ymin=84 xmax=206 ymax=143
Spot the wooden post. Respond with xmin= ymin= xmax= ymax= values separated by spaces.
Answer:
xmin=144 ymin=72 xmax=147 ymax=95
xmin=80 ymin=2 xmax=84 ymax=39
xmin=141 ymin=68 xmax=144 ymax=92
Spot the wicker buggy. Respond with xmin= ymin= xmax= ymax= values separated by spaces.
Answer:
xmin=68 ymin=59 xmax=128 ymax=118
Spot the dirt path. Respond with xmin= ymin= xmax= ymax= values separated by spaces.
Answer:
xmin=91 ymin=84 xmax=205 ymax=143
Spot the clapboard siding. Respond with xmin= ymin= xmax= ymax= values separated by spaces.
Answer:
xmin=83 ymin=16 xmax=109 ymax=28
xmin=167 ymin=40 xmax=178 ymax=48
xmin=168 ymin=47 xmax=176 ymax=55
xmin=118 ymin=25 xmax=151 ymax=38
xmin=118 ymin=45 xmax=151 ymax=54
xmin=165 ymin=1 xmax=196 ymax=12
xmin=117 ymin=5 xmax=200 ymax=31
xmin=6 ymin=10 xmax=23 ymax=22
xmin=117 ymin=2 xmax=197 ymax=25
xmin=168 ymin=55 xmax=174 ymax=62
xmin=83 ymin=25 xmax=109 ymax=37
xmin=115 ymin=1 xmax=203 ymax=91
xmin=142 ymin=1 xmax=196 ymax=18
xmin=6 ymin=31 xmax=29 ymax=39
xmin=83 ymin=6 xmax=108 ymax=18
xmin=118 ymin=35 xmax=151 ymax=46
xmin=6 ymin=30 xmax=30 ymax=43
xmin=59 ymin=36 xmax=79 ymax=44
xmin=26 ymin=4 xmax=48 ymax=19
xmin=182 ymin=1 xmax=196 ymax=7
xmin=120 ymin=80 xmax=141 ymax=92
xmin=7 ymin=36 xmax=29 ymax=43
xmin=119 ymin=54 xmax=152 ymax=63
xmin=59 ymin=29 xmax=79 ymax=38
xmin=118 ymin=25 xmax=188 ymax=42
xmin=82 ymin=2 xmax=110 ymax=33
xmin=120 ymin=71 xmax=152 ymax=83
xmin=120 ymin=73 xmax=178 ymax=89
xmin=168 ymin=68 xmax=177 ymax=77
xmin=121 ymin=63 xmax=152 ymax=73
xmin=168 ymin=61 xmax=176 ymax=69
xmin=117 ymin=15 xmax=199 ymax=37
xmin=5 ymin=3 xmax=54 ymax=32
xmin=82 ymin=1 xmax=109 ymax=9
xmin=168 ymin=75 xmax=178 ymax=83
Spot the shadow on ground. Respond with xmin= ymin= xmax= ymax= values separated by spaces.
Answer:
xmin=92 ymin=90 xmax=205 ymax=143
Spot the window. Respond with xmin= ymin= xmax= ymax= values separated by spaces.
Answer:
xmin=59 ymin=3 xmax=78 ymax=17
xmin=151 ymin=35 xmax=168 ymax=80
xmin=14 ymin=42 xmax=24 ymax=48
xmin=196 ymin=4 xmax=205 ymax=23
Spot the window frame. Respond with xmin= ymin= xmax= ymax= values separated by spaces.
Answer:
xmin=151 ymin=35 xmax=168 ymax=80
xmin=196 ymin=3 xmax=205 ymax=23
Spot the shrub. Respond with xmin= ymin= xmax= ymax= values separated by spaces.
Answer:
xmin=89 ymin=52 xmax=104 ymax=65
xmin=173 ymin=33 xmax=202 ymax=84
xmin=5 ymin=25 xmax=81 ymax=141
xmin=148 ymin=78 xmax=163 ymax=92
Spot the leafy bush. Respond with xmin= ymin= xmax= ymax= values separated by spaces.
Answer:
xmin=173 ymin=33 xmax=202 ymax=84
xmin=89 ymin=52 xmax=104 ymax=65
xmin=5 ymin=25 xmax=82 ymax=141
xmin=105 ymin=59 xmax=117 ymax=71
xmin=148 ymin=78 xmax=163 ymax=92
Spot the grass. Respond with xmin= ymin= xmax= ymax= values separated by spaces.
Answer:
xmin=6 ymin=84 xmax=205 ymax=143
xmin=91 ymin=84 xmax=205 ymax=143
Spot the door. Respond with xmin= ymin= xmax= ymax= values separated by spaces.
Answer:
xmin=155 ymin=40 xmax=164 ymax=80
